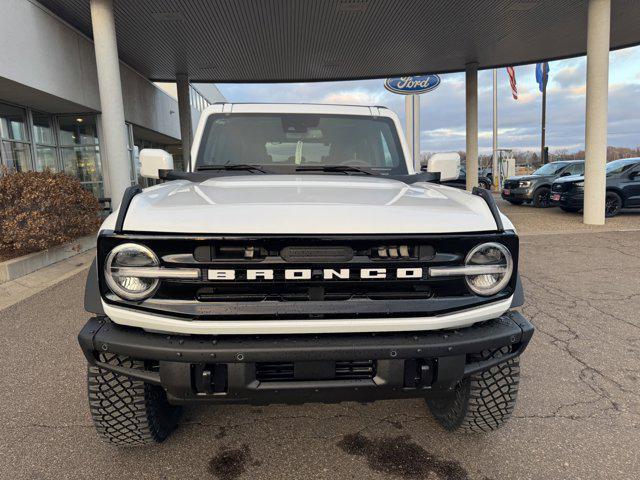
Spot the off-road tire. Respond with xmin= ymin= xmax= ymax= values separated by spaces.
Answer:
xmin=87 ymin=353 xmax=181 ymax=446
xmin=478 ymin=180 xmax=491 ymax=190
xmin=532 ymin=187 xmax=551 ymax=208
xmin=426 ymin=346 xmax=520 ymax=433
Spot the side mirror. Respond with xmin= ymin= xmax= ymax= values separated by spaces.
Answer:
xmin=561 ymin=171 xmax=572 ymax=177
xmin=424 ymin=152 xmax=460 ymax=182
xmin=630 ymin=170 xmax=640 ymax=180
xmin=140 ymin=149 xmax=173 ymax=179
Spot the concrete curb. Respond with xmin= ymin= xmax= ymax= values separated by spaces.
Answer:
xmin=0 ymin=235 xmax=96 ymax=284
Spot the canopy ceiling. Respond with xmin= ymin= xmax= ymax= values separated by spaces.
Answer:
xmin=38 ymin=0 xmax=640 ymax=82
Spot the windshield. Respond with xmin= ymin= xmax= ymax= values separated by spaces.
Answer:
xmin=606 ymin=158 xmax=640 ymax=175
xmin=195 ymin=114 xmax=408 ymax=174
xmin=532 ymin=162 xmax=568 ymax=176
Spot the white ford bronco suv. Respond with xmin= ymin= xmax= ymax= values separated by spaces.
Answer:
xmin=79 ymin=103 xmax=533 ymax=446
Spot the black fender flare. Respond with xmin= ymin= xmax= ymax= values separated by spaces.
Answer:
xmin=84 ymin=258 xmax=105 ymax=315
xmin=510 ymin=273 xmax=525 ymax=308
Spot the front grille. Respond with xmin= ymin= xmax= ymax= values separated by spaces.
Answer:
xmin=98 ymin=232 xmax=519 ymax=320
xmin=503 ymin=180 xmax=519 ymax=189
xmin=255 ymin=360 xmax=376 ymax=382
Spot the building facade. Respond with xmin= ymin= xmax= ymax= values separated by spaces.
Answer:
xmin=0 ymin=0 xmax=225 ymax=199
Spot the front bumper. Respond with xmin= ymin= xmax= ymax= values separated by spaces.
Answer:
xmin=550 ymin=191 xmax=583 ymax=208
xmin=78 ymin=311 xmax=534 ymax=405
xmin=501 ymin=187 xmax=533 ymax=201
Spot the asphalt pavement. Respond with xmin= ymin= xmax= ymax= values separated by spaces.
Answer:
xmin=1 ymin=208 xmax=639 ymax=479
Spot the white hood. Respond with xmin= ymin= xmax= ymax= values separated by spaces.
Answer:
xmin=106 ymin=175 xmax=505 ymax=234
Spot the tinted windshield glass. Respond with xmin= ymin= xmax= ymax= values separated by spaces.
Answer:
xmin=532 ymin=162 xmax=568 ymax=176
xmin=195 ymin=114 xmax=407 ymax=174
xmin=606 ymin=158 xmax=640 ymax=175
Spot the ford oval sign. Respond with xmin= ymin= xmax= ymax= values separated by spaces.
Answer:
xmin=384 ymin=75 xmax=441 ymax=95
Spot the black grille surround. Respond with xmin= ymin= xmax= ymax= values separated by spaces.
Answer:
xmin=98 ymin=231 xmax=519 ymax=320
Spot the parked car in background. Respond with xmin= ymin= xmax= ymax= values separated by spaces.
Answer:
xmin=551 ymin=157 xmax=640 ymax=217
xmin=501 ymin=160 xmax=584 ymax=207
xmin=442 ymin=166 xmax=492 ymax=190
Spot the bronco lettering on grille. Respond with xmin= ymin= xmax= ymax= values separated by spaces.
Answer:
xmin=207 ymin=268 xmax=424 ymax=281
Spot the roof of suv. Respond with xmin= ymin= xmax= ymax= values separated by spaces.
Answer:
xmin=204 ymin=102 xmax=392 ymax=117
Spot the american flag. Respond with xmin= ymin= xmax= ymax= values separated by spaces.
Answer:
xmin=506 ymin=67 xmax=518 ymax=100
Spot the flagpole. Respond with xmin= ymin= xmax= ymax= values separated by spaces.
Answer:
xmin=540 ymin=64 xmax=547 ymax=164
xmin=492 ymin=69 xmax=499 ymax=190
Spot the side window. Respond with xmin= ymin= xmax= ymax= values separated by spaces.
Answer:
xmin=567 ymin=163 xmax=584 ymax=175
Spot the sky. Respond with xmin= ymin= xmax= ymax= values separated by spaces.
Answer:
xmin=216 ymin=45 xmax=640 ymax=155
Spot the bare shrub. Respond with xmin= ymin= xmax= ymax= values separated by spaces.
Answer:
xmin=0 ymin=170 xmax=100 ymax=259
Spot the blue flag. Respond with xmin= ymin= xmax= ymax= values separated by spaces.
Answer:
xmin=535 ymin=62 xmax=549 ymax=92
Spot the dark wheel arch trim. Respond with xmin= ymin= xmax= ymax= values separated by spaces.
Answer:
xmin=84 ymin=258 xmax=105 ymax=315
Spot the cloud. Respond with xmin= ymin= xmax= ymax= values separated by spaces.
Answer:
xmin=553 ymin=61 xmax=586 ymax=88
xmin=320 ymin=89 xmax=385 ymax=105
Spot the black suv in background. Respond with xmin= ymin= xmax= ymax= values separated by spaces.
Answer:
xmin=442 ymin=166 xmax=492 ymax=190
xmin=551 ymin=157 xmax=640 ymax=217
xmin=502 ymin=160 xmax=584 ymax=207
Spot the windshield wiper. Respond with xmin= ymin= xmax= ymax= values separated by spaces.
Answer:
xmin=295 ymin=165 xmax=375 ymax=176
xmin=196 ymin=164 xmax=269 ymax=173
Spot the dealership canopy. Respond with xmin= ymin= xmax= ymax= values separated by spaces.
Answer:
xmin=37 ymin=0 xmax=640 ymax=82
xmin=33 ymin=0 xmax=638 ymax=226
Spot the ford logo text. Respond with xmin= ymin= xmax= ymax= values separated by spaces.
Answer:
xmin=384 ymin=75 xmax=441 ymax=95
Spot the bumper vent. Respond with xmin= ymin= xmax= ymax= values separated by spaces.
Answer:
xmin=255 ymin=360 xmax=376 ymax=382
xmin=335 ymin=360 xmax=376 ymax=379
xmin=255 ymin=362 xmax=294 ymax=381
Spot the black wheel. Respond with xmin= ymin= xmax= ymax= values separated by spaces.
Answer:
xmin=605 ymin=191 xmax=622 ymax=217
xmin=87 ymin=353 xmax=181 ymax=446
xmin=478 ymin=180 xmax=491 ymax=190
xmin=507 ymin=200 xmax=524 ymax=206
xmin=426 ymin=346 xmax=520 ymax=433
xmin=560 ymin=206 xmax=581 ymax=213
xmin=532 ymin=187 xmax=551 ymax=208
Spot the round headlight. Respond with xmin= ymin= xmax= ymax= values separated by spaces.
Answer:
xmin=464 ymin=242 xmax=513 ymax=296
xmin=104 ymin=243 xmax=159 ymax=300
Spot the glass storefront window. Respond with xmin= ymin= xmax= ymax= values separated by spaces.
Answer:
xmin=0 ymin=102 xmax=31 ymax=172
xmin=58 ymin=115 xmax=102 ymax=195
xmin=58 ymin=115 xmax=99 ymax=146
xmin=0 ymin=103 xmax=28 ymax=142
xmin=61 ymin=146 xmax=101 ymax=181
xmin=32 ymin=113 xmax=56 ymax=145
xmin=1 ymin=141 xmax=31 ymax=172
xmin=35 ymin=146 xmax=58 ymax=171
xmin=32 ymin=112 xmax=59 ymax=172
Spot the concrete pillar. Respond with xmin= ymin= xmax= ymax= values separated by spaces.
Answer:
xmin=90 ymin=0 xmax=130 ymax=209
xmin=405 ymin=94 xmax=420 ymax=171
xmin=583 ymin=0 xmax=611 ymax=225
xmin=492 ymin=69 xmax=499 ymax=190
xmin=465 ymin=62 xmax=479 ymax=191
xmin=176 ymin=74 xmax=193 ymax=171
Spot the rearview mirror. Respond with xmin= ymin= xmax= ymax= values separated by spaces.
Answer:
xmin=140 ymin=149 xmax=174 ymax=179
xmin=423 ymin=152 xmax=460 ymax=182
